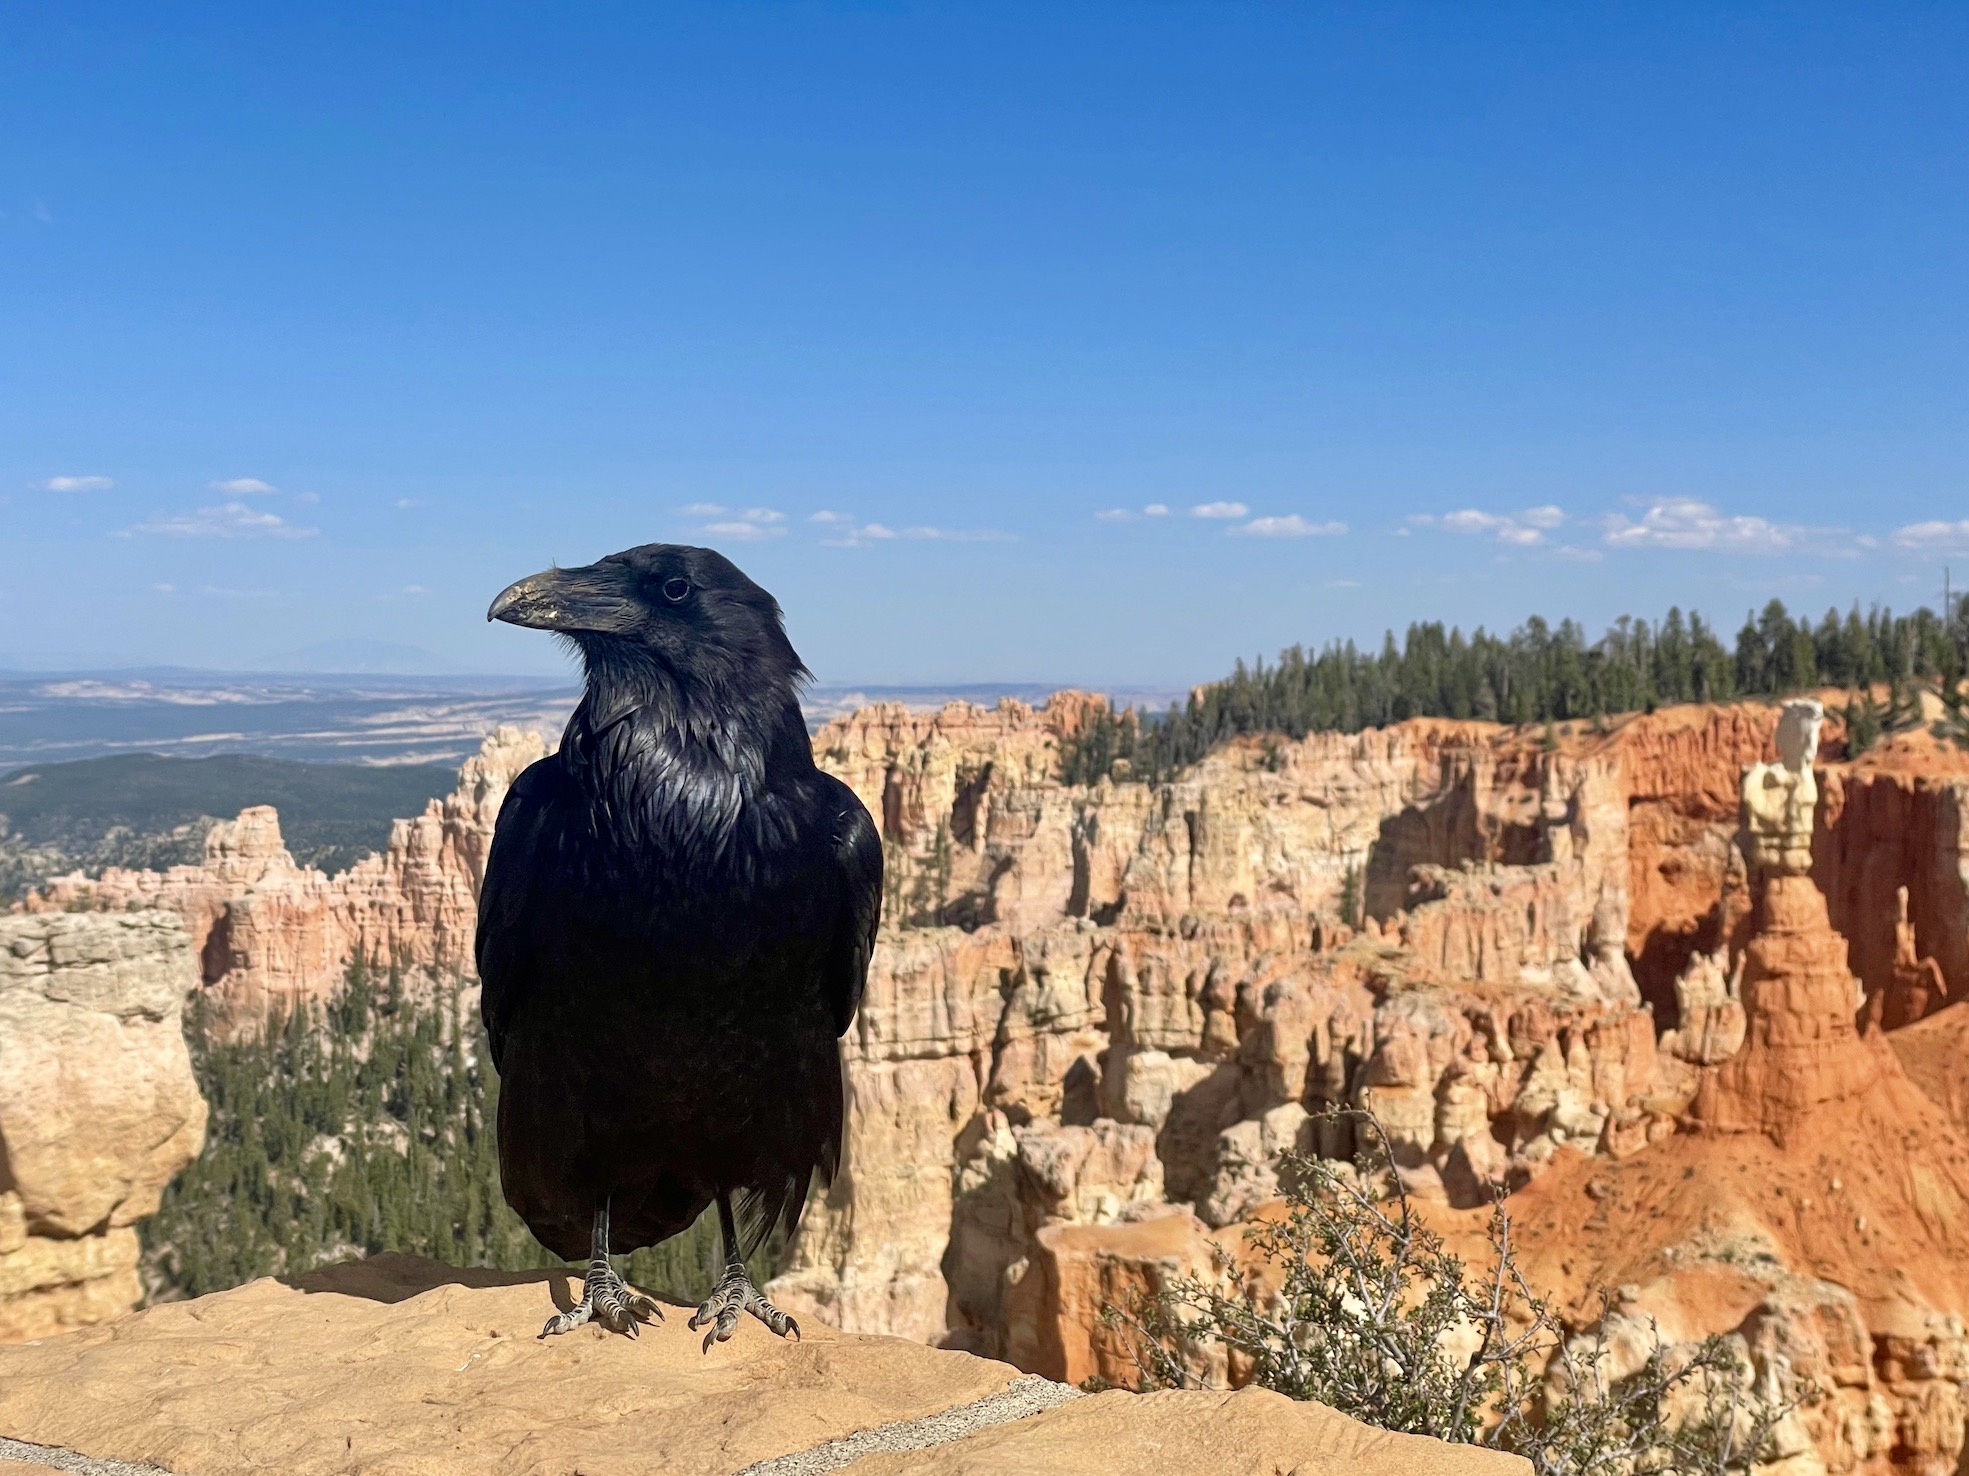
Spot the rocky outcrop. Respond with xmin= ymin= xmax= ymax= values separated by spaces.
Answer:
xmin=28 ymin=689 xmax=1969 ymax=1476
xmin=0 ymin=1252 xmax=1528 ymax=1476
xmin=773 ymin=698 xmax=1675 ymax=1354
xmin=23 ymin=726 xmax=545 ymax=1025
xmin=0 ymin=912 xmax=207 ymax=1342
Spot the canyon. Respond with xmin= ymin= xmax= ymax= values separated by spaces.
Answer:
xmin=12 ymin=692 xmax=1969 ymax=1472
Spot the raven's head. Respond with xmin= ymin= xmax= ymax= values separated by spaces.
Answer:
xmin=489 ymin=544 xmax=807 ymax=721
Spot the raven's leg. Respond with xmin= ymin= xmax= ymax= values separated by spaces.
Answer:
xmin=539 ymin=1201 xmax=662 ymax=1339
xmin=688 ymin=1194 xmax=801 ymax=1352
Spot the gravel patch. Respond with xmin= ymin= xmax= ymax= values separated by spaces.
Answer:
xmin=736 ymin=1375 xmax=1085 ymax=1474
xmin=0 ymin=1436 xmax=176 ymax=1476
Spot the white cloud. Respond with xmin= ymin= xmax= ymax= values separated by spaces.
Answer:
xmin=1095 ymin=508 xmax=1133 ymax=522
xmin=393 ymin=498 xmax=421 ymax=509
xmin=1144 ymin=504 xmax=1170 ymax=517
xmin=810 ymin=510 xmax=853 ymax=524
xmin=43 ymin=475 xmax=113 ymax=493
xmin=1414 ymin=506 xmax=1567 ymax=546
xmin=1229 ymin=515 xmax=1347 ymax=539
xmin=1601 ymin=499 xmax=1816 ymax=554
xmin=293 ymin=490 xmax=320 ymax=505
xmin=152 ymin=583 xmax=175 ymax=594
xmin=820 ymin=520 xmax=898 ymax=548
xmin=122 ymin=502 xmax=318 ymax=539
xmin=212 ymin=477 xmax=278 ymax=495
xmin=1098 ymin=503 xmax=1175 ymax=523
xmin=693 ymin=504 xmax=786 ymax=540
xmin=1894 ymin=519 xmax=1969 ymax=551
xmin=1191 ymin=501 xmax=1249 ymax=519
xmin=900 ymin=526 xmax=1015 ymax=542
xmin=1326 ymin=578 xmax=1362 ymax=589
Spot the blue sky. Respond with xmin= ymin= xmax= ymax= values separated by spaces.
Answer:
xmin=2 ymin=3 xmax=1965 ymax=684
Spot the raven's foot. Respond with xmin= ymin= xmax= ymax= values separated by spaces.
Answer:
xmin=540 ymin=1260 xmax=662 ymax=1339
xmin=688 ymin=1261 xmax=800 ymax=1352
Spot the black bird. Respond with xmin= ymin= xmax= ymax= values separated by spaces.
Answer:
xmin=476 ymin=544 xmax=881 ymax=1346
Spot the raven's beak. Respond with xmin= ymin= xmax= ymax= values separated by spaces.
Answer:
xmin=487 ymin=564 xmax=637 ymax=634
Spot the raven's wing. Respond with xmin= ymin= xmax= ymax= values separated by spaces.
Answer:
xmin=820 ymin=774 xmax=882 ymax=1038
xmin=476 ymin=753 xmax=577 ymax=1073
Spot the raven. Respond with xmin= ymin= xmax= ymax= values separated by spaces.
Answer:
xmin=476 ymin=544 xmax=881 ymax=1347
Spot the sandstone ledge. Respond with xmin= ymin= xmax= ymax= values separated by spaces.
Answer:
xmin=0 ymin=1254 xmax=1524 ymax=1476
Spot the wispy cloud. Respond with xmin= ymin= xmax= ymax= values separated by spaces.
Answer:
xmin=1095 ymin=508 xmax=1133 ymax=523
xmin=1191 ymin=500 xmax=1249 ymax=519
xmin=1144 ymin=503 xmax=1170 ymax=517
xmin=810 ymin=510 xmax=853 ymax=525
xmin=1229 ymin=514 xmax=1346 ymax=539
xmin=815 ymin=517 xmax=1011 ymax=547
xmin=122 ymin=502 xmax=318 ymax=539
xmin=212 ymin=477 xmax=278 ymax=495
xmin=1894 ymin=519 xmax=1969 ymax=552
xmin=899 ymin=526 xmax=1015 ymax=542
xmin=1096 ymin=503 xmax=1176 ymax=523
xmin=1601 ymin=499 xmax=1829 ymax=554
xmin=820 ymin=520 xmax=897 ymax=548
xmin=691 ymin=504 xmax=787 ymax=541
xmin=1410 ymin=505 xmax=1565 ymax=547
xmin=43 ymin=474 xmax=113 ymax=493
xmin=393 ymin=498 xmax=421 ymax=509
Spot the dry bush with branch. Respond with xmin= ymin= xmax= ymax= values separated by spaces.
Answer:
xmin=1106 ymin=1111 xmax=1797 ymax=1476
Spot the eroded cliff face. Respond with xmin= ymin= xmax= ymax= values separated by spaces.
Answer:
xmin=769 ymin=698 xmax=1698 ymax=1351
xmin=25 ymin=693 xmax=1969 ymax=1475
xmin=23 ymin=726 xmax=546 ymax=1025
xmin=0 ymin=912 xmax=208 ymax=1342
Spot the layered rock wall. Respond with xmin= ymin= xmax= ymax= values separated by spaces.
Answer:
xmin=0 ymin=912 xmax=207 ymax=1341
xmin=24 ymin=726 xmax=545 ymax=1025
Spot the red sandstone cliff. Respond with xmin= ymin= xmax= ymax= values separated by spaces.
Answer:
xmin=26 ymin=694 xmax=1969 ymax=1472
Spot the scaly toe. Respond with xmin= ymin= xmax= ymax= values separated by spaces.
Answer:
xmin=540 ymin=1301 xmax=595 ymax=1338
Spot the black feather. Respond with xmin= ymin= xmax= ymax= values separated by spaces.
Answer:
xmin=476 ymin=544 xmax=882 ymax=1262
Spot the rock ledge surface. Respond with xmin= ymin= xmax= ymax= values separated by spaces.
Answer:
xmin=0 ymin=1254 xmax=1523 ymax=1476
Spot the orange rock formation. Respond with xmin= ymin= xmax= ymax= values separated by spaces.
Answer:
xmin=24 ymin=691 xmax=1969 ymax=1472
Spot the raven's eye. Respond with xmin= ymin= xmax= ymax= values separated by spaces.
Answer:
xmin=662 ymin=577 xmax=692 ymax=604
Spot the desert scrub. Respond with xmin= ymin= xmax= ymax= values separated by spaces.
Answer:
xmin=1106 ymin=1113 xmax=1797 ymax=1475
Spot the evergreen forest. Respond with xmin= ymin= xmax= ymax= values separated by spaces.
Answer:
xmin=142 ymin=965 xmax=770 ymax=1306
xmin=1061 ymin=596 xmax=1969 ymax=784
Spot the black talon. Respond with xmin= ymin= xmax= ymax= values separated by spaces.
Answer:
xmin=690 ymin=1194 xmax=802 ymax=1353
xmin=540 ymin=1203 xmax=660 ymax=1339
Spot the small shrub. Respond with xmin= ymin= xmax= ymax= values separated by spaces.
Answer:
xmin=1107 ymin=1112 xmax=1796 ymax=1475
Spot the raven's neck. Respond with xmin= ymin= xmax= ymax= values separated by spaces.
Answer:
xmin=560 ymin=646 xmax=812 ymax=861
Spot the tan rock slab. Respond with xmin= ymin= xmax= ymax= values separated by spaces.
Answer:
xmin=843 ymin=1386 xmax=1531 ymax=1476
xmin=0 ymin=1255 xmax=1021 ymax=1476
